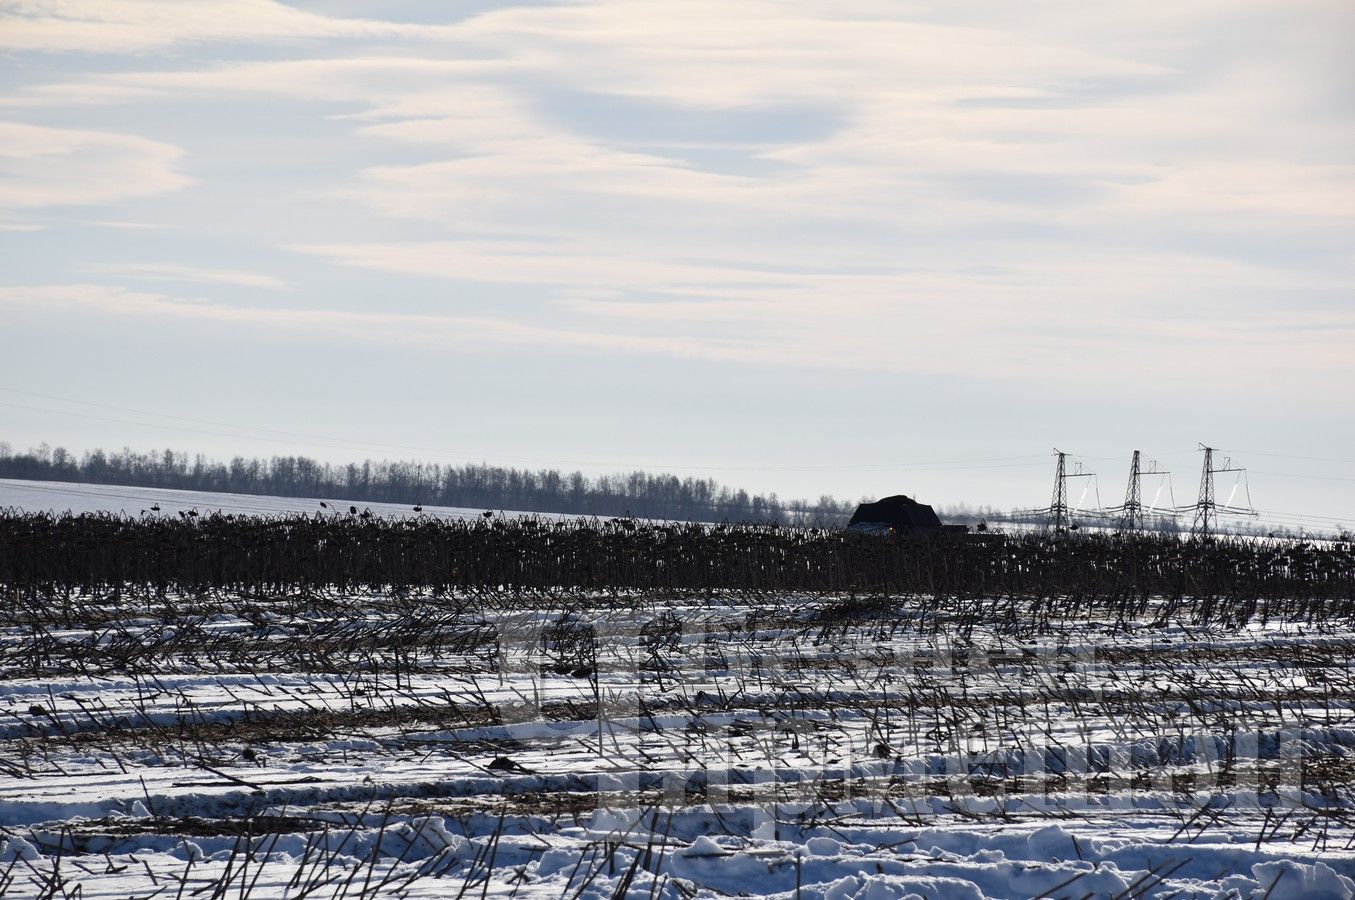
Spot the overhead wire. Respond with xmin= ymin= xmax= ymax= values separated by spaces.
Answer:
xmin=3 ymin=387 xmax=1349 ymax=526
xmin=0 ymin=389 xmax=1055 ymax=474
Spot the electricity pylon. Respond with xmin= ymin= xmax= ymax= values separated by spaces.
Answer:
xmin=1107 ymin=450 xmax=1175 ymax=532
xmin=1180 ymin=444 xmax=1258 ymax=538
xmin=1050 ymin=449 xmax=1069 ymax=532
xmin=1122 ymin=450 xmax=1144 ymax=532
xmin=1016 ymin=449 xmax=1098 ymax=532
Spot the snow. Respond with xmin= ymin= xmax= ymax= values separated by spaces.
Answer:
xmin=1 ymin=482 xmax=1352 ymax=897
xmin=0 ymin=477 xmax=559 ymax=520
xmin=6 ymin=813 xmax=1348 ymax=898
xmin=2 ymin=593 xmax=1351 ymax=898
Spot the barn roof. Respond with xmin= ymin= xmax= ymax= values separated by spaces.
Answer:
xmin=848 ymin=495 xmax=943 ymax=530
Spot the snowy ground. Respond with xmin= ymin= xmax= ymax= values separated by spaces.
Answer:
xmin=2 ymin=582 xmax=1353 ymax=899
xmin=0 ymin=478 xmax=552 ymax=521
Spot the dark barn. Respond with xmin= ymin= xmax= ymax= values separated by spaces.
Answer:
xmin=847 ymin=494 xmax=964 ymax=537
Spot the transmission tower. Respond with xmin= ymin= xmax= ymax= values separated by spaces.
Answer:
xmin=1106 ymin=450 xmax=1176 ymax=532
xmin=1015 ymin=449 xmax=1098 ymax=532
xmin=1181 ymin=444 xmax=1258 ymax=538
xmin=1123 ymin=450 xmax=1143 ymax=532
xmin=1196 ymin=446 xmax=1218 ymax=537
xmin=1050 ymin=449 xmax=1069 ymax=532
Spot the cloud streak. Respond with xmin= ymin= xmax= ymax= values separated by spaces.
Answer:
xmin=0 ymin=1 xmax=1351 ymax=423
xmin=0 ymin=0 xmax=457 ymax=52
xmin=5 ymin=278 xmax=1351 ymax=392
xmin=0 ymin=283 xmax=769 ymax=363
xmin=0 ymin=121 xmax=189 ymax=210
xmin=85 ymin=263 xmax=290 ymax=290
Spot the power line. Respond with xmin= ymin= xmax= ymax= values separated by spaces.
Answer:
xmin=1249 ymin=508 xmax=1353 ymax=525
xmin=1179 ymin=445 xmax=1258 ymax=538
xmin=0 ymin=390 xmax=1056 ymax=475
xmin=1252 ymin=470 xmax=1355 ymax=484
xmin=1102 ymin=451 xmax=1176 ymax=532
xmin=5 ymin=386 xmax=1351 ymax=524
xmin=1012 ymin=449 xmax=1099 ymax=531
xmin=1234 ymin=449 xmax=1355 ymax=467
xmin=1 ymin=386 xmax=408 ymax=451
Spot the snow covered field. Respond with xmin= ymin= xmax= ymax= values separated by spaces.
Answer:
xmin=2 ymin=583 xmax=1353 ymax=899
xmin=0 ymin=478 xmax=549 ymax=521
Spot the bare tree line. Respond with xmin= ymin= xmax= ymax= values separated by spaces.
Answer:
xmin=0 ymin=442 xmax=857 ymax=524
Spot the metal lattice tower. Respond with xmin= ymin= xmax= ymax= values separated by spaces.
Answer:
xmin=1183 ymin=444 xmax=1257 ymax=538
xmin=1050 ymin=449 xmax=1069 ymax=532
xmin=1194 ymin=446 xmax=1217 ymax=537
xmin=1015 ymin=449 xmax=1098 ymax=532
xmin=1122 ymin=450 xmax=1144 ymax=532
xmin=1109 ymin=451 xmax=1175 ymax=533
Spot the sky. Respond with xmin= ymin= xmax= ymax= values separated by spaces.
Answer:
xmin=0 ymin=0 xmax=1352 ymax=530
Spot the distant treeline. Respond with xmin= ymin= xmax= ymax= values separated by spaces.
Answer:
xmin=0 ymin=443 xmax=859 ymax=525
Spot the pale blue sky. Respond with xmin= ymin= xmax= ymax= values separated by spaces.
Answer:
xmin=0 ymin=1 xmax=1352 ymax=528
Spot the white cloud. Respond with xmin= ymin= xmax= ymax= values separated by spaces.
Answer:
xmin=70 ymin=218 xmax=165 ymax=230
xmin=0 ymin=0 xmax=454 ymax=52
xmin=0 ymin=283 xmax=766 ymax=362
xmin=85 ymin=262 xmax=290 ymax=290
xmin=2 ymin=0 xmax=1350 ymax=395
xmin=0 ymin=121 xmax=189 ymax=209
xmin=3 ymin=273 xmax=1351 ymax=392
xmin=285 ymin=241 xmax=1355 ymax=386
xmin=12 ymin=3 xmax=1349 ymax=230
xmin=0 ymin=82 xmax=162 ymax=108
xmin=55 ymin=3 xmax=1339 ymax=237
